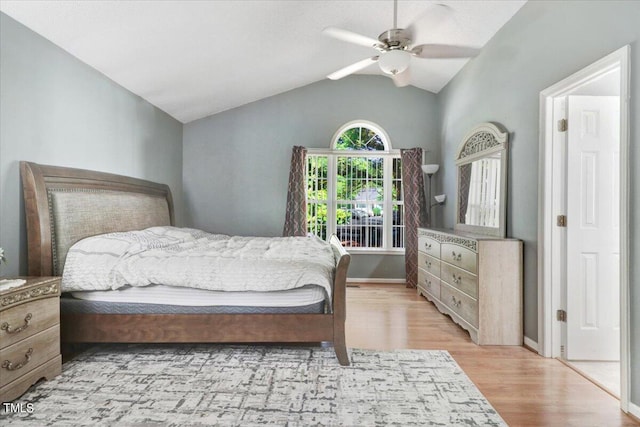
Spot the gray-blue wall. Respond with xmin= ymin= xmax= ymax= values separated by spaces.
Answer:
xmin=437 ymin=0 xmax=639 ymax=405
xmin=183 ymin=75 xmax=440 ymax=279
xmin=0 ymin=13 xmax=183 ymax=276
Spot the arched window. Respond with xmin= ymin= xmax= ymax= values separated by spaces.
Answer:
xmin=306 ymin=121 xmax=404 ymax=251
xmin=332 ymin=121 xmax=390 ymax=151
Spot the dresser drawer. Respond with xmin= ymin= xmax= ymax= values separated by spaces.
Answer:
xmin=0 ymin=325 xmax=60 ymax=388
xmin=418 ymin=235 xmax=441 ymax=257
xmin=418 ymin=252 xmax=441 ymax=278
xmin=440 ymin=282 xmax=478 ymax=328
xmin=1 ymin=297 xmax=60 ymax=349
xmin=418 ymin=269 xmax=440 ymax=299
xmin=441 ymin=262 xmax=478 ymax=299
xmin=441 ymin=243 xmax=477 ymax=274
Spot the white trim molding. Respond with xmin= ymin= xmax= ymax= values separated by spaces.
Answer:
xmin=344 ymin=248 xmax=405 ymax=255
xmin=523 ymin=337 xmax=539 ymax=353
xmin=629 ymin=402 xmax=640 ymax=420
xmin=347 ymin=278 xmax=406 ymax=285
xmin=537 ymin=45 xmax=630 ymax=412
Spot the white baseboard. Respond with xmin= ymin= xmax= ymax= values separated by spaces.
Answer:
xmin=523 ymin=336 xmax=539 ymax=352
xmin=347 ymin=278 xmax=406 ymax=284
xmin=629 ymin=402 xmax=640 ymax=419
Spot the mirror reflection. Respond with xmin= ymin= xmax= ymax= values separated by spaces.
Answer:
xmin=458 ymin=153 xmax=502 ymax=228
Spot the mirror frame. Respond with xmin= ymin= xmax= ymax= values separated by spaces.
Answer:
xmin=454 ymin=122 xmax=509 ymax=237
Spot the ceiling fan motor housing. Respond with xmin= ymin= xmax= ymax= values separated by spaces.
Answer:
xmin=377 ymin=29 xmax=411 ymax=50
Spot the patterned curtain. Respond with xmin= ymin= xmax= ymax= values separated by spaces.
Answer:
xmin=458 ymin=163 xmax=472 ymax=224
xmin=401 ymin=148 xmax=428 ymax=288
xmin=283 ymin=146 xmax=308 ymax=237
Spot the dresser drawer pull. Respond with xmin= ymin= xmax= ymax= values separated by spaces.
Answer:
xmin=2 ymin=348 xmax=33 ymax=371
xmin=451 ymin=296 xmax=462 ymax=308
xmin=452 ymin=274 xmax=462 ymax=285
xmin=1 ymin=313 xmax=33 ymax=334
xmin=451 ymin=251 xmax=462 ymax=262
xmin=425 ymin=260 xmax=432 ymax=268
xmin=424 ymin=243 xmax=432 ymax=251
xmin=425 ymin=279 xmax=432 ymax=289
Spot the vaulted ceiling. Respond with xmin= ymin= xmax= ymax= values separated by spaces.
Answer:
xmin=0 ymin=1 xmax=526 ymax=123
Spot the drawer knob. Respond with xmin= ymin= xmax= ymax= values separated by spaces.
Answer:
xmin=424 ymin=243 xmax=432 ymax=250
xmin=452 ymin=274 xmax=462 ymax=285
xmin=1 ymin=313 xmax=32 ymax=334
xmin=2 ymin=348 xmax=33 ymax=371
xmin=425 ymin=260 xmax=432 ymax=268
xmin=451 ymin=251 xmax=462 ymax=262
xmin=426 ymin=280 xmax=431 ymax=289
xmin=451 ymin=295 xmax=462 ymax=308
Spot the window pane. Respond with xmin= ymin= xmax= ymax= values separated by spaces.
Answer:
xmin=392 ymin=158 xmax=403 ymax=202
xmin=392 ymin=203 xmax=404 ymax=248
xmin=335 ymin=127 xmax=385 ymax=151
xmin=334 ymin=156 xmax=384 ymax=248
xmin=306 ymin=156 xmax=328 ymax=240
xmin=336 ymin=156 xmax=383 ymax=201
xmin=392 ymin=158 xmax=404 ymax=248
xmin=307 ymin=202 xmax=327 ymax=240
xmin=307 ymin=156 xmax=328 ymax=201
xmin=335 ymin=203 xmax=383 ymax=248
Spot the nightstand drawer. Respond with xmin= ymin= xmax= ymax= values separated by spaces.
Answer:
xmin=0 ymin=325 xmax=60 ymax=388
xmin=1 ymin=297 xmax=60 ymax=349
xmin=440 ymin=282 xmax=478 ymax=328
xmin=418 ymin=252 xmax=441 ymax=278
xmin=441 ymin=262 xmax=478 ymax=299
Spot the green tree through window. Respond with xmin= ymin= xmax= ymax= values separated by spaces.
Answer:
xmin=335 ymin=126 xmax=386 ymax=151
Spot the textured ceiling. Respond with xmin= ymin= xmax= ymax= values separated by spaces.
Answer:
xmin=0 ymin=1 xmax=526 ymax=123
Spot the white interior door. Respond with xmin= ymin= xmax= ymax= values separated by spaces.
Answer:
xmin=566 ymin=95 xmax=620 ymax=361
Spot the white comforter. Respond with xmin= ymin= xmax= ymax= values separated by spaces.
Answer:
xmin=62 ymin=227 xmax=336 ymax=300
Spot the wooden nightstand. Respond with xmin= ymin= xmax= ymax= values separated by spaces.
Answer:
xmin=0 ymin=277 xmax=62 ymax=402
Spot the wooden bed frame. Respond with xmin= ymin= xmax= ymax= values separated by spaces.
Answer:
xmin=20 ymin=161 xmax=351 ymax=365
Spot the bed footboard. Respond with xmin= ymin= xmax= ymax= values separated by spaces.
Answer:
xmin=329 ymin=235 xmax=350 ymax=366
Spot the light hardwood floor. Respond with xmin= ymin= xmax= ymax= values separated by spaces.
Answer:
xmin=345 ymin=283 xmax=638 ymax=427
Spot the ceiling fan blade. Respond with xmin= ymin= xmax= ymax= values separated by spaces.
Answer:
xmin=322 ymin=27 xmax=385 ymax=50
xmin=406 ymin=4 xmax=453 ymax=41
xmin=327 ymin=56 xmax=379 ymax=80
xmin=411 ymin=44 xmax=480 ymax=59
xmin=391 ymin=68 xmax=411 ymax=87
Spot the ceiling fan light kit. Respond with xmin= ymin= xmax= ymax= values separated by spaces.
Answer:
xmin=322 ymin=1 xmax=478 ymax=87
xmin=379 ymin=49 xmax=411 ymax=75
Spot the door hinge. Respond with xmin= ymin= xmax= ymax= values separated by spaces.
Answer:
xmin=557 ymin=309 xmax=567 ymax=322
xmin=557 ymin=215 xmax=567 ymax=227
xmin=558 ymin=118 xmax=568 ymax=132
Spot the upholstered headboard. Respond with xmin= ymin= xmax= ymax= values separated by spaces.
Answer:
xmin=21 ymin=162 xmax=174 ymax=276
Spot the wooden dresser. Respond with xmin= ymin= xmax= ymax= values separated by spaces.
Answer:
xmin=417 ymin=228 xmax=523 ymax=345
xmin=0 ymin=277 xmax=62 ymax=402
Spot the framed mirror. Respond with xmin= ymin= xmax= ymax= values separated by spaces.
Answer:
xmin=454 ymin=122 xmax=508 ymax=237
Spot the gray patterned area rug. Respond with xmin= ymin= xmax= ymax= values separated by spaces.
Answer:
xmin=3 ymin=345 xmax=506 ymax=426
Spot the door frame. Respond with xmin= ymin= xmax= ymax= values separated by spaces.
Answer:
xmin=537 ymin=45 xmax=630 ymax=410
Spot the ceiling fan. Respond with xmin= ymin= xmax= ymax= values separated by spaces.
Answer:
xmin=323 ymin=1 xmax=480 ymax=87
